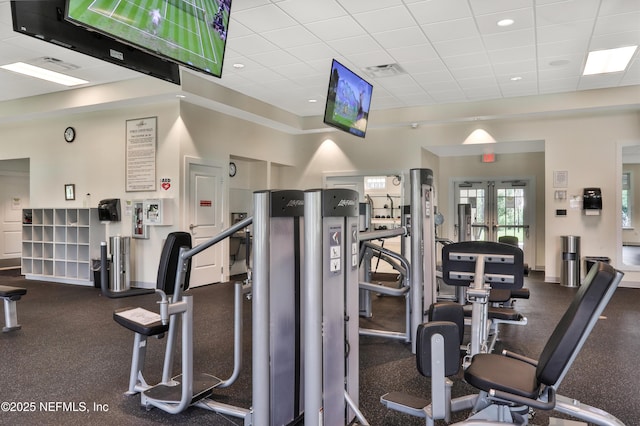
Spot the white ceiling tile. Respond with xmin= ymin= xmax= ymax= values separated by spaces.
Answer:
xmin=421 ymin=18 xmax=480 ymax=43
xmin=232 ymin=4 xmax=299 ymax=33
xmin=327 ymin=35 xmax=381 ymax=56
xmin=231 ymin=0 xmax=271 ymax=12
xmin=539 ymin=77 xmax=579 ymax=94
xmin=372 ymin=27 xmax=429 ymax=50
xmin=416 ymin=76 xmax=459 ymax=91
xmin=286 ymin=43 xmax=337 ymax=62
xmin=443 ymin=52 xmax=492 ymax=70
xmin=348 ymin=49 xmax=396 ymax=68
xmin=492 ymin=59 xmax=537 ymax=76
xmin=353 ymin=6 xmax=417 ymax=33
xmin=482 ymin=29 xmax=535 ymax=51
xmin=450 ymin=65 xmax=495 ymax=81
xmin=433 ymin=37 xmax=486 ymax=58
xmin=271 ymin=62 xmax=320 ymax=80
xmin=407 ymin=0 xmax=472 ymax=25
xmin=250 ymin=49 xmax=300 ymax=68
xmin=261 ymin=26 xmax=320 ymax=49
xmin=387 ymin=44 xmax=439 ymax=63
xmin=306 ymin=16 xmax=367 ymax=41
xmin=536 ymin=0 xmax=600 ymax=26
xmin=588 ymin=31 xmax=640 ymax=51
xmin=536 ymin=20 xmax=595 ymax=44
xmin=538 ymin=40 xmax=589 ymax=59
xmin=226 ymin=34 xmax=279 ymax=55
xmin=401 ymin=58 xmax=449 ymax=75
xmin=474 ymin=8 xmax=535 ymax=35
xmin=594 ymin=12 xmax=640 ymax=36
xmin=277 ymin=0 xmax=347 ymax=24
xmin=336 ymin=0 xmax=404 ymax=15
xmin=488 ymin=45 xmax=537 ymax=64
xmin=469 ymin=0 xmax=532 ymax=16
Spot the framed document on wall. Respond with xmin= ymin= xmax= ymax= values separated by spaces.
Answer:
xmin=126 ymin=117 xmax=157 ymax=192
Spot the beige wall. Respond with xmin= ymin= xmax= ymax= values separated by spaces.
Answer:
xmin=0 ymin=85 xmax=638 ymax=287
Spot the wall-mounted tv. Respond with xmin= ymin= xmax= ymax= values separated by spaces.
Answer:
xmin=323 ymin=59 xmax=373 ymax=138
xmin=10 ymin=0 xmax=180 ymax=85
xmin=65 ymin=0 xmax=232 ymax=79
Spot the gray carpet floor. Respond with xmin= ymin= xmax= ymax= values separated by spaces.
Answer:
xmin=0 ymin=269 xmax=638 ymax=425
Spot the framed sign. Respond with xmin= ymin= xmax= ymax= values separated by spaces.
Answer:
xmin=64 ymin=184 xmax=75 ymax=200
xmin=126 ymin=117 xmax=157 ymax=192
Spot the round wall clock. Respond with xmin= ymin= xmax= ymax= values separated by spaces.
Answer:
xmin=64 ymin=126 xmax=76 ymax=143
xmin=229 ymin=162 xmax=237 ymax=177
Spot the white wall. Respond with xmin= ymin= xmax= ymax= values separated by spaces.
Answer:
xmin=0 ymin=89 xmax=638 ymax=287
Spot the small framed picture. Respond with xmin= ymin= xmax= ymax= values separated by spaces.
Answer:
xmin=65 ymin=184 xmax=75 ymax=201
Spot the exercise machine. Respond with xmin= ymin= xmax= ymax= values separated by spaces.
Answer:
xmin=441 ymin=240 xmax=526 ymax=362
xmin=382 ymin=261 xmax=625 ymax=425
xmin=304 ymin=188 xmax=368 ymax=426
xmin=0 ymin=284 xmax=27 ymax=332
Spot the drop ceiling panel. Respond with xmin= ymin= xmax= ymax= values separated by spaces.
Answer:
xmin=0 ymin=0 xmax=637 ymax=119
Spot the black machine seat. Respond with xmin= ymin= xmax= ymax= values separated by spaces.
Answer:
xmin=0 ymin=285 xmax=27 ymax=300
xmin=113 ymin=307 xmax=168 ymax=336
xmin=463 ymin=304 xmax=523 ymax=321
xmin=115 ymin=232 xmax=192 ymax=335
xmin=464 ymin=262 xmax=623 ymax=407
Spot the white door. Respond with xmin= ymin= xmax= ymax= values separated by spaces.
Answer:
xmin=0 ymin=174 xmax=29 ymax=260
xmin=187 ymin=162 xmax=224 ymax=287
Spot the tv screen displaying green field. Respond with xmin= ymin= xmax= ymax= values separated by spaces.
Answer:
xmin=65 ymin=0 xmax=231 ymax=77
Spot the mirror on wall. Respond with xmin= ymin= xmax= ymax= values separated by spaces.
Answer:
xmin=621 ymin=144 xmax=640 ymax=267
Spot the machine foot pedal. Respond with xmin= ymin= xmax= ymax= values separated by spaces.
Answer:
xmin=143 ymin=373 xmax=222 ymax=404
xmin=381 ymin=391 xmax=427 ymax=418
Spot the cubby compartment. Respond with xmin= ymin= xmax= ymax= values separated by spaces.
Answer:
xmin=22 ymin=208 xmax=105 ymax=286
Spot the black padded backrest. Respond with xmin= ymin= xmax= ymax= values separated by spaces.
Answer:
xmin=416 ymin=321 xmax=461 ymax=377
xmin=442 ymin=241 xmax=524 ymax=290
xmin=536 ymin=262 xmax=621 ymax=385
xmin=428 ymin=301 xmax=465 ymax=345
xmin=156 ymin=232 xmax=192 ymax=295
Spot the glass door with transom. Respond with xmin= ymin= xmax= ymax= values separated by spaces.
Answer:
xmin=454 ymin=179 xmax=533 ymax=268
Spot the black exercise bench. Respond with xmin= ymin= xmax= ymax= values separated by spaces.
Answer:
xmin=0 ymin=285 xmax=27 ymax=332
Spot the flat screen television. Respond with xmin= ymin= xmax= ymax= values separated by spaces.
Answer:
xmin=65 ymin=0 xmax=231 ymax=79
xmin=323 ymin=59 xmax=373 ymax=138
xmin=10 ymin=0 xmax=180 ymax=85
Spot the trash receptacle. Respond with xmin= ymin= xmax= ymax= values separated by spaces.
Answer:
xmin=584 ymin=256 xmax=610 ymax=275
xmin=561 ymin=235 xmax=580 ymax=287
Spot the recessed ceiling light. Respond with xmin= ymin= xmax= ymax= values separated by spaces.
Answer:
xmin=497 ymin=18 xmax=514 ymax=27
xmin=583 ymin=46 xmax=638 ymax=75
xmin=176 ymin=94 xmax=186 ymax=99
xmin=308 ymin=99 xmax=317 ymax=103
xmin=510 ymin=76 xmax=523 ymax=81
xmin=233 ymin=63 xmax=245 ymax=69
xmin=0 ymin=62 xmax=88 ymax=86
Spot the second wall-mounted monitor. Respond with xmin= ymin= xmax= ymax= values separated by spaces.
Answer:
xmin=323 ymin=59 xmax=373 ymax=138
xmin=65 ymin=0 xmax=232 ymax=78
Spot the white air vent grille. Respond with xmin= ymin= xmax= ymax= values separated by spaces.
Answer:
xmin=30 ymin=57 xmax=80 ymax=71
xmin=363 ymin=63 xmax=406 ymax=78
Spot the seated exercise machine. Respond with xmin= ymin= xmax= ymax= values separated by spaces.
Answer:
xmin=113 ymin=225 xmax=249 ymax=418
xmin=0 ymin=284 xmax=27 ymax=332
xmin=441 ymin=240 xmax=528 ymax=361
xmin=381 ymin=261 xmax=625 ymax=425
xmin=114 ymin=189 xmax=369 ymax=425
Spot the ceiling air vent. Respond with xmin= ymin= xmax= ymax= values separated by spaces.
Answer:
xmin=31 ymin=57 xmax=80 ymax=71
xmin=363 ymin=63 xmax=406 ymax=78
